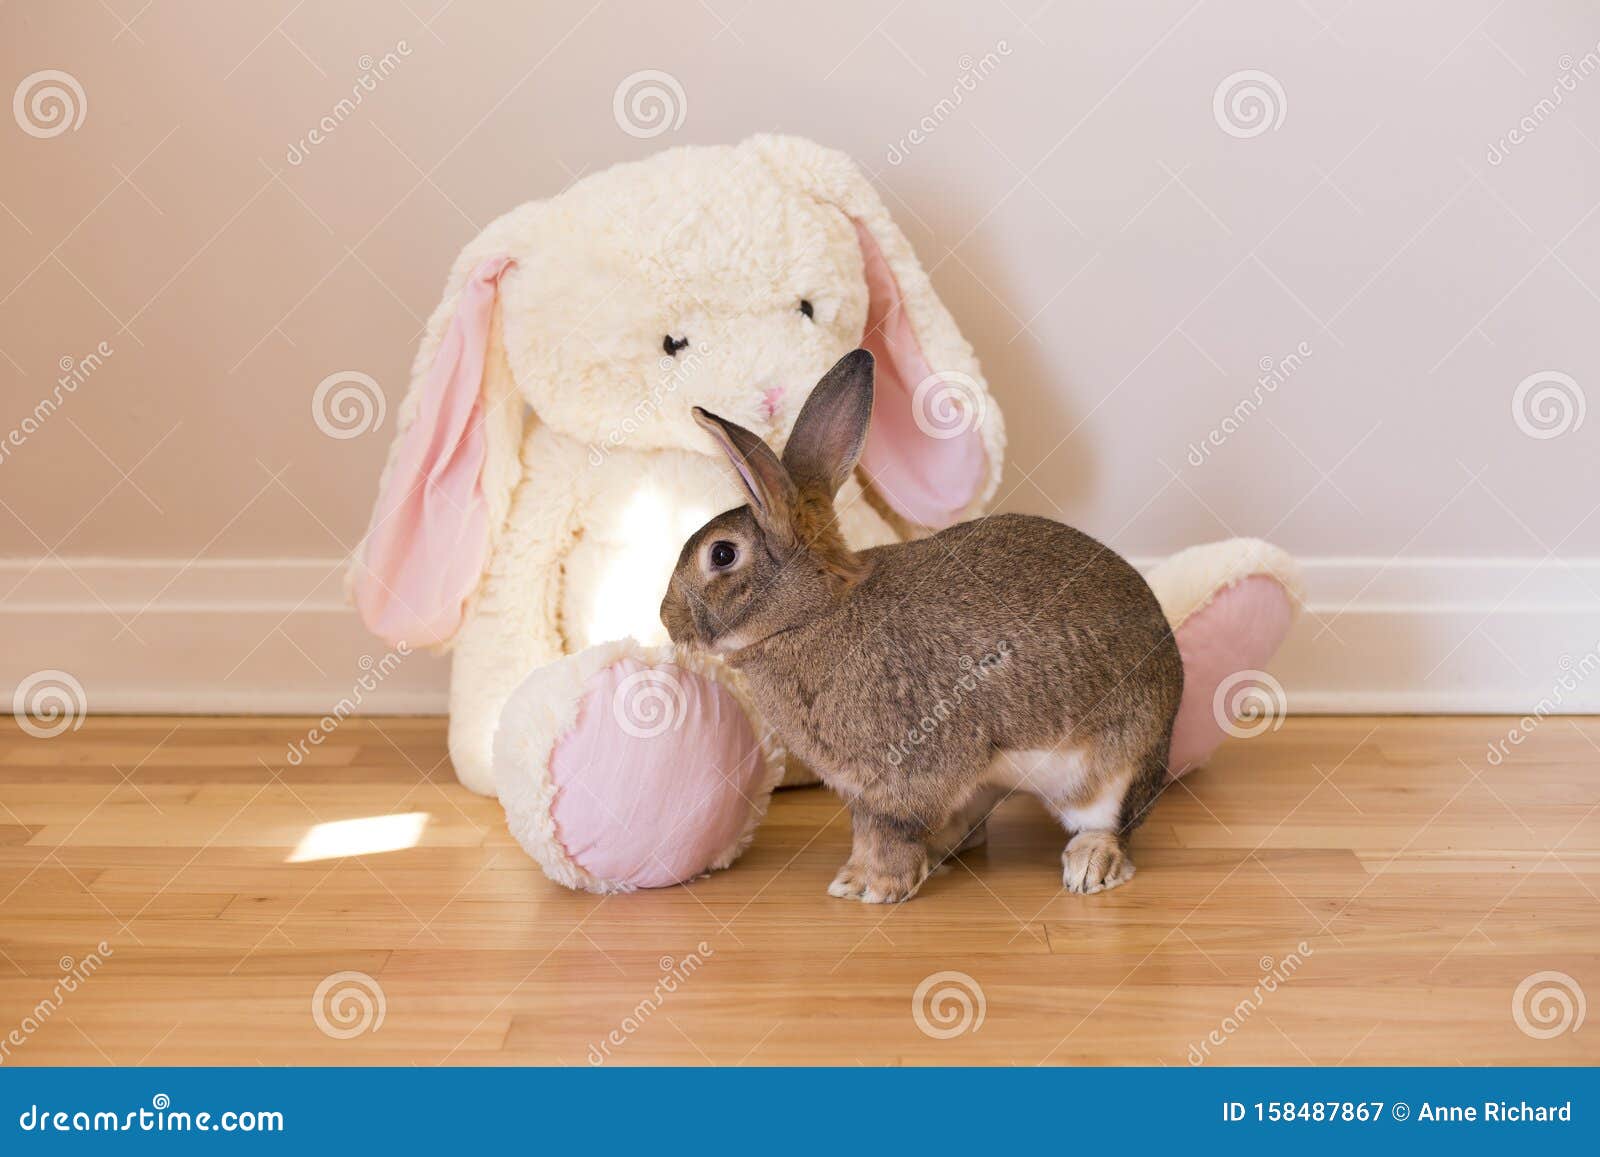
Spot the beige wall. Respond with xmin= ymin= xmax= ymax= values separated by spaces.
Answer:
xmin=3 ymin=1 xmax=1598 ymax=710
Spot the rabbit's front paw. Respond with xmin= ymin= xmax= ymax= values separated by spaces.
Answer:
xmin=1062 ymin=832 xmax=1134 ymax=895
xmin=827 ymin=861 xmax=867 ymax=899
xmin=827 ymin=860 xmax=925 ymax=903
xmin=860 ymin=851 xmax=930 ymax=904
xmin=860 ymin=870 xmax=924 ymax=904
xmin=833 ymin=812 xmax=929 ymax=902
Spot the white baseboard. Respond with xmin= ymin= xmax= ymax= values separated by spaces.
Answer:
xmin=3 ymin=556 xmax=1599 ymax=716
xmin=0 ymin=558 xmax=452 ymax=715
xmin=1247 ymin=556 xmax=1600 ymax=715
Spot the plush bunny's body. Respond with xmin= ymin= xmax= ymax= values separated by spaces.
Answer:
xmin=352 ymin=136 xmax=1302 ymax=894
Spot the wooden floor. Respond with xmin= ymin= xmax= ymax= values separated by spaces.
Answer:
xmin=0 ymin=714 xmax=1595 ymax=1066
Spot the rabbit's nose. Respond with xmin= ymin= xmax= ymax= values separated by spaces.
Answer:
xmin=759 ymin=385 xmax=786 ymax=422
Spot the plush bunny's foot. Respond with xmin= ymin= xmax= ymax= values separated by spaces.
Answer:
xmin=1146 ymin=540 xmax=1303 ymax=776
xmin=494 ymin=641 xmax=784 ymax=893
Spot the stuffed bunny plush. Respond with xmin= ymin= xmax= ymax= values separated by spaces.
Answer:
xmin=351 ymin=134 xmax=1302 ymax=895
xmin=352 ymin=135 xmax=1004 ymax=891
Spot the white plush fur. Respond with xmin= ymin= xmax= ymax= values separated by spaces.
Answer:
xmin=493 ymin=639 xmax=786 ymax=894
xmin=1145 ymin=537 xmax=1305 ymax=629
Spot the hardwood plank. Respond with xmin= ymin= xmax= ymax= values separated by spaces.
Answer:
xmin=0 ymin=714 xmax=1596 ymax=1066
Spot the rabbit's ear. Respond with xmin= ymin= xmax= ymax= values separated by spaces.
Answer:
xmin=782 ymin=348 xmax=875 ymax=500
xmin=353 ymin=255 xmax=523 ymax=647
xmin=693 ymin=407 xmax=797 ymax=537
xmin=750 ymin=135 xmax=1004 ymax=530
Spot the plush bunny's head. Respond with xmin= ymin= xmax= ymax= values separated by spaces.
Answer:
xmin=354 ymin=135 xmax=1005 ymax=648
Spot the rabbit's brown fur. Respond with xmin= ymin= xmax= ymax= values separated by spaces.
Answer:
xmin=662 ymin=350 xmax=1182 ymax=902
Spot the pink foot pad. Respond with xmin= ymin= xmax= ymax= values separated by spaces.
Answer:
xmin=1167 ymin=574 xmax=1296 ymax=776
xmin=544 ymin=657 xmax=768 ymax=889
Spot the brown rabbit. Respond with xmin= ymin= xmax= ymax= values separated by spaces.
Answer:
xmin=661 ymin=349 xmax=1182 ymax=903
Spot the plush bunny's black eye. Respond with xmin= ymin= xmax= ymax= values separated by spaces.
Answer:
xmin=663 ymin=335 xmax=690 ymax=356
xmin=709 ymin=541 xmax=738 ymax=569
xmin=798 ymin=299 xmax=814 ymax=319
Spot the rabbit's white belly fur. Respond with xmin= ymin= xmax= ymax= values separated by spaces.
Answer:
xmin=984 ymin=744 xmax=1125 ymax=831
xmin=985 ymin=744 xmax=1091 ymax=803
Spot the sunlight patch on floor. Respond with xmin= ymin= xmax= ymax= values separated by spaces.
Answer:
xmin=287 ymin=812 xmax=430 ymax=862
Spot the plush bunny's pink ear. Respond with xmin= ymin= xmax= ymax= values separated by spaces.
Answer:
xmin=749 ymin=135 xmax=1003 ymax=531
xmin=354 ymin=255 xmax=515 ymax=647
xmin=852 ymin=220 xmax=990 ymax=529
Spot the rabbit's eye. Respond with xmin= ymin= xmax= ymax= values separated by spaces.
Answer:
xmin=798 ymin=299 xmax=814 ymax=320
xmin=708 ymin=541 xmax=738 ymax=569
xmin=663 ymin=335 xmax=690 ymax=356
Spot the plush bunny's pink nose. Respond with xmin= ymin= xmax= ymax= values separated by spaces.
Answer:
xmin=760 ymin=385 xmax=786 ymax=421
